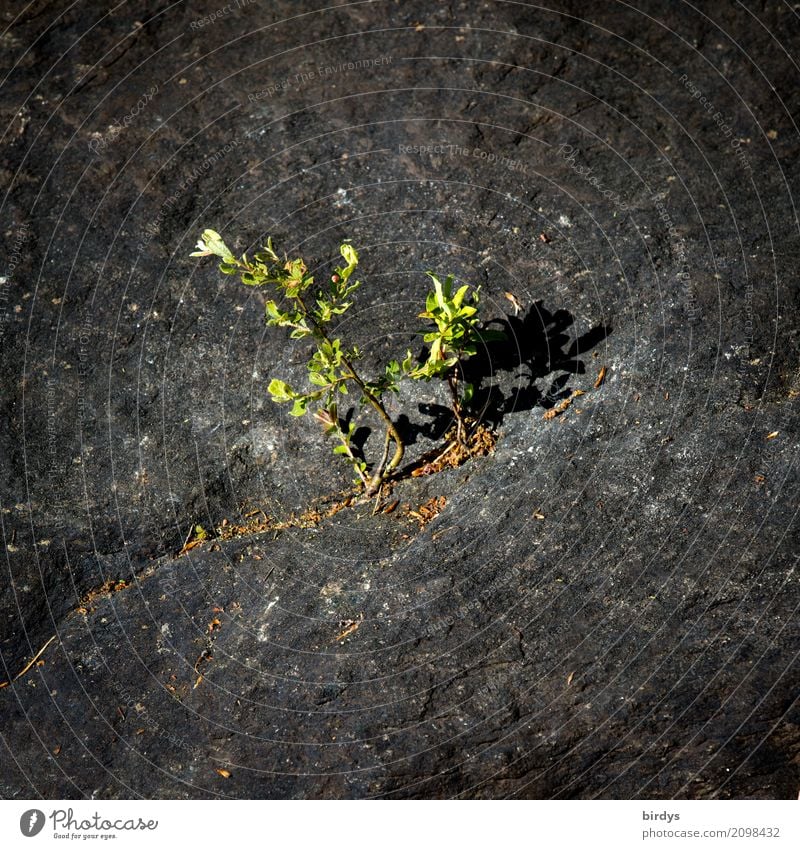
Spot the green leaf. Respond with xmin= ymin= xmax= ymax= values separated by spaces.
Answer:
xmin=289 ymin=398 xmax=308 ymax=416
xmin=333 ymin=444 xmax=349 ymax=455
xmin=426 ymin=272 xmax=446 ymax=310
xmin=192 ymin=229 xmax=235 ymax=261
xmin=452 ymin=284 xmax=470 ymax=308
xmin=316 ymin=301 xmax=332 ymax=323
xmin=263 ymin=237 xmax=279 ymax=261
xmin=339 ymin=243 xmax=358 ymax=279
xmin=267 ymin=379 xmax=295 ymax=402
xmin=265 ymin=301 xmax=282 ymax=321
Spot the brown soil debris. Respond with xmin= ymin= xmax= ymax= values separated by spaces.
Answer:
xmin=212 ymin=490 xmax=355 ymax=545
xmin=411 ymin=423 xmax=497 ymax=477
xmin=407 ymin=495 xmax=447 ymax=528
xmin=75 ymin=579 xmax=129 ymax=614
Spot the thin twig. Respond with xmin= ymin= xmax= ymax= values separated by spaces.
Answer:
xmin=334 ymin=426 xmax=369 ymax=487
xmin=1 ymin=635 xmax=58 ymax=687
xmin=431 ymin=440 xmax=459 ymax=467
xmin=371 ymin=483 xmax=385 ymax=515
xmin=447 ymin=372 xmax=467 ymax=444
xmin=340 ymin=358 xmax=404 ymax=484
xmin=370 ymin=430 xmax=393 ymax=493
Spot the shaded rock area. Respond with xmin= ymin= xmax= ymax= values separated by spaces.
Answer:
xmin=1 ymin=0 xmax=798 ymax=798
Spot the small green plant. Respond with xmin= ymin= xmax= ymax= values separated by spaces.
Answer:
xmin=191 ymin=230 xmax=502 ymax=493
xmin=191 ymin=230 xmax=414 ymax=494
xmin=411 ymin=273 xmax=503 ymax=443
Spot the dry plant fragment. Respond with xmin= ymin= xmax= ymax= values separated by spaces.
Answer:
xmin=334 ymin=613 xmax=364 ymax=642
xmin=411 ymin=424 xmax=497 ymax=477
xmin=0 ymin=635 xmax=57 ymax=687
xmin=504 ymin=291 xmax=522 ymax=315
xmin=543 ymin=389 xmax=585 ymax=420
xmin=407 ymin=495 xmax=447 ymax=528
xmin=178 ymin=524 xmax=208 ymax=556
xmin=594 ymin=366 xmax=607 ymax=388
xmin=75 ymin=580 xmax=129 ymax=614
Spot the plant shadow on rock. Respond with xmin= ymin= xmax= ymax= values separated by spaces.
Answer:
xmin=396 ymin=301 xmax=612 ymax=446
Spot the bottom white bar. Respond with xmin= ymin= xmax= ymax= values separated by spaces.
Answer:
xmin=1 ymin=799 xmax=797 ymax=848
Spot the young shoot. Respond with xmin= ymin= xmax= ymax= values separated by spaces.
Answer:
xmin=191 ymin=229 xmax=413 ymax=494
xmin=412 ymin=272 xmax=504 ymax=443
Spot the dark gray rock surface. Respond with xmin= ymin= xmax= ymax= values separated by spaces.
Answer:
xmin=1 ymin=0 xmax=797 ymax=798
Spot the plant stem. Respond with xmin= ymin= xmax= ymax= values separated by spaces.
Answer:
xmin=334 ymin=426 xmax=370 ymax=487
xmin=447 ymin=371 xmax=467 ymax=444
xmin=298 ymin=293 xmax=404 ymax=493
xmin=340 ymin=355 xmax=404 ymax=492
xmin=371 ymin=429 xmax=392 ymax=491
